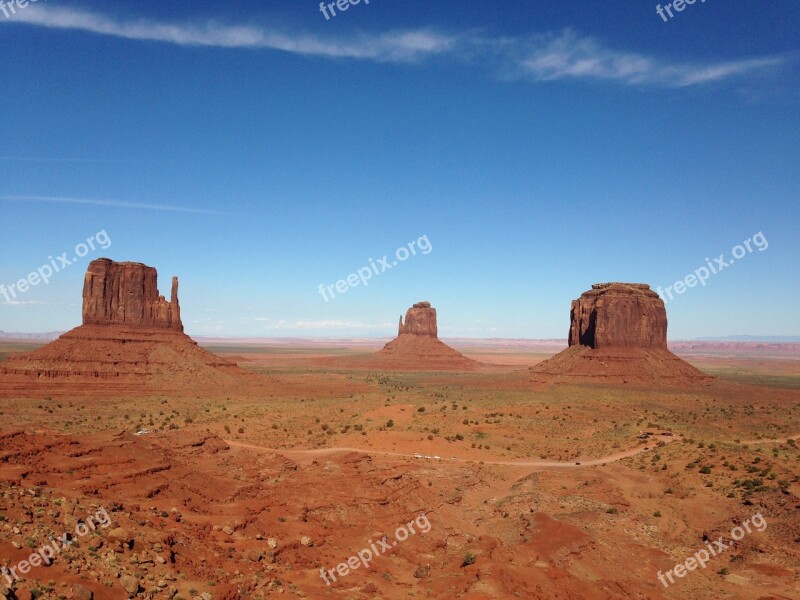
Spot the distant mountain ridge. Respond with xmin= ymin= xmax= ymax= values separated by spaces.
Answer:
xmin=0 ymin=331 xmax=64 ymax=341
xmin=695 ymin=335 xmax=800 ymax=342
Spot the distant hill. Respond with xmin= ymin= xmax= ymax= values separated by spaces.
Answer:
xmin=0 ymin=331 xmax=63 ymax=341
xmin=695 ymin=335 xmax=800 ymax=342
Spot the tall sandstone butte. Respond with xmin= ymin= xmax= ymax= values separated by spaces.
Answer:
xmin=82 ymin=258 xmax=182 ymax=331
xmin=0 ymin=258 xmax=253 ymax=394
xmin=532 ymin=282 xmax=710 ymax=384
xmin=374 ymin=301 xmax=478 ymax=370
xmin=568 ymin=283 xmax=667 ymax=349
xmin=398 ymin=301 xmax=438 ymax=337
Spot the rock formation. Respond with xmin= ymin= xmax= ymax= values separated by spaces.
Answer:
xmin=568 ymin=283 xmax=667 ymax=349
xmin=532 ymin=283 xmax=710 ymax=385
xmin=0 ymin=259 xmax=255 ymax=396
xmin=398 ymin=302 xmax=438 ymax=337
xmin=82 ymin=259 xmax=182 ymax=330
xmin=376 ymin=301 xmax=478 ymax=370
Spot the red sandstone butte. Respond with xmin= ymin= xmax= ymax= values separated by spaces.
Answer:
xmin=532 ymin=283 xmax=710 ymax=385
xmin=376 ymin=301 xmax=478 ymax=370
xmin=0 ymin=258 xmax=254 ymax=396
xmin=82 ymin=258 xmax=182 ymax=330
xmin=398 ymin=301 xmax=438 ymax=337
xmin=568 ymin=283 xmax=667 ymax=349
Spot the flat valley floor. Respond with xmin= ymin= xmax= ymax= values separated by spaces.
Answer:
xmin=0 ymin=341 xmax=798 ymax=599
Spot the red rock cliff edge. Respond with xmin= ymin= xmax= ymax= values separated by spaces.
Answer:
xmin=82 ymin=258 xmax=182 ymax=331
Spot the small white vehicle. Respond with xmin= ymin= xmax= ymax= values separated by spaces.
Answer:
xmin=433 ymin=455 xmax=442 ymax=460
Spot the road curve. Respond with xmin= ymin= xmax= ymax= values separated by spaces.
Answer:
xmin=225 ymin=433 xmax=799 ymax=469
xmin=225 ymin=434 xmax=677 ymax=469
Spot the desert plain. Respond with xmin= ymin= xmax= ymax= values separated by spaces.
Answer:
xmin=0 ymin=328 xmax=798 ymax=599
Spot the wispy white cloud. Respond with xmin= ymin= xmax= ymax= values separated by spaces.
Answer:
xmin=0 ymin=6 xmax=788 ymax=88
xmin=513 ymin=30 xmax=786 ymax=87
xmin=0 ymin=157 xmax=127 ymax=163
xmin=7 ymin=6 xmax=456 ymax=62
xmin=0 ymin=300 xmax=48 ymax=306
xmin=0 ymin=195 xmax=234 ymax=216
xmin=255 ymin=318 xmax=394 ymax=330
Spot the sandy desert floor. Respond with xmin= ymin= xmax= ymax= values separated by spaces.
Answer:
xmin=0 ymin=342 xmax=798 ymax=599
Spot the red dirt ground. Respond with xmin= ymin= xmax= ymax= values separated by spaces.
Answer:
xmin=0 ymin=340 xmax=798 ymax=599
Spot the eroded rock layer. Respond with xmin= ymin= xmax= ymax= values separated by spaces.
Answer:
xmin=0 ymin=259 xmax=255 ymax=395
xmin=83 ymin=258 xmax=182 ymax=330
xmin=398 ymin=302 xmax=438 ymax=337
xmin=533 ymin=283 xmax=710 ymax=385
xmin=568 ymin=283 xmax=666 ymax=349
xmin=377 ymin=301 xmax=478 ymax=370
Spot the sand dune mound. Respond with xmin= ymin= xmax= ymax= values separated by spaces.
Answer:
xmin=532 ymin=283 xmax=711 ymax=385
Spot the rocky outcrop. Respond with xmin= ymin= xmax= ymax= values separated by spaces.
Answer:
xmin=568 ymin=283 xmax=666 ymax=349
xmin=532 ymin=283 xmax=711 ymax=385
xmin=374 ymin=302 xmax=478 ymax=370
xmin=398 ymin=302 xmax=438 ymax=337
xmin=0 ymin=259 xmax=258 ymax=396
xmin=82 ymin=259 xmax=182 ymax=331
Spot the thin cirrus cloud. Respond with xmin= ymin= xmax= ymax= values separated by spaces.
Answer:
xmin=512 ymin=30 xmax=787 ymax=87
xmin=4 ymin=5 xmax=457 ymax=62
xmin=0 ymin=195 xmax=235 ymax=215
xmin=2 ymin=5 xmax=788 ymax=88
xmin=0 ymin=156 xmax=128 ymax=163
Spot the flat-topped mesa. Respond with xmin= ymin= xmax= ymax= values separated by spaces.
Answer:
xmin=82 ymin=258 xmax=183 ymax=331
xmin=568 ymin=283 xmax=667 ymax=349
xmin=398 ymin=301 xmax=438 ymax=337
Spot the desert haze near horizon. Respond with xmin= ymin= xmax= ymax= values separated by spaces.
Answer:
xmin=1 ymin=2 xmax=799 ymax=599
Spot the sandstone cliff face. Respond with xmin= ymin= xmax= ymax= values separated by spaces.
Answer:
xmin=374 ymin=301 xmax=477 ymax=369
xmin=568 ymin=283 xmax=667 ymax=350
xmin=1 ymin=259 xmax=259 ymax=393
xmin=398 ymin=302 xmax=438 ymax=337
xmin=82 ymin=258 xmax=182 ymax=331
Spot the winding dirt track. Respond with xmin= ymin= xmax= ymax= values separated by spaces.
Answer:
xmin=226 ymin=434 xmax=800 ymax=469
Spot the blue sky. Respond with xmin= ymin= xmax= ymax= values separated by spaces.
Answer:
xmin=0 ymin=0 xmax=798 ymax=339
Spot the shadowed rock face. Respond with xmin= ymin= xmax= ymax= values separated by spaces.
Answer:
xmin=398 ymin=301 xmax=438 ymax=337
xmin=82 ymin=258 xmax=182 ymax=331
xmin=568 ymin=283 xmax=667 ymax=350
xmin=532 ymin=282 xmax=709 ymax=384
